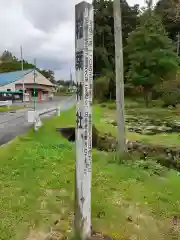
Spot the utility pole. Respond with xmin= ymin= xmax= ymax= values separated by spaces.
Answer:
xmin=70 ymin=68 xmax=72 ymax=83
xmin=70 ymin=68 xmax=73 ymax=91
xmin=33 ymin=59 xmax=36 ymax=112
xmin=113 ymin=0 xmax=126 ymax=153
xmin=20 ymin=45 xmax=25 ymax=102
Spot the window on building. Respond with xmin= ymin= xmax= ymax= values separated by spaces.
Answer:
xmin=7 ymin=89 xmax=11 ymax=91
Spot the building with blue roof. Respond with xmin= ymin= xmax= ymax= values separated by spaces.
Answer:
xmin=0 ymin=69 xmax=55 ymax=102
xmin=0 ymin=69 xmax=33 ymax=86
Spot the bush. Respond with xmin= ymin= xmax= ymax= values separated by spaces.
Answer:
xmin=151 ymin=99 xmax=164 ymax=107
xmin=108 ymin=104 xmax=116 ymax=110
xmin=124 ymin=84 xmax=142 ymax=97
xmin=159 ymin=79 xmax=180 ymax=107
xmin=161 ymin=90 xmax=180 ymax=107
xmin=55 ymin=86 xmax=69 ymax=95
xmin=61 ymin=86 xmax=68 ymax=92
xmin=94 ymin=76 xmax=109 ymax=102
xmin=125 ymin=100 xmax=141 ymax=109
xmin=100 ymin=103 xmax=107 ymax=108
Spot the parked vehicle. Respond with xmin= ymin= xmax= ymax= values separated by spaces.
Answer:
xmin=0 ymin=90 xmax=23 ymax=102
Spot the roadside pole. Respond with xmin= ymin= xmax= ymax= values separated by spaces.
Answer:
xmin=33 ymin=59 xmax=37 ymax=131
xmin=113 ymin=0 xmax=126 ymax=153
xmin=33 ymin=59 xmax=36 ymax=112
xmin=20 ymin=45 xmax=25 ymax=103
xmin=75 ymin=1 xmax=93 ymax=239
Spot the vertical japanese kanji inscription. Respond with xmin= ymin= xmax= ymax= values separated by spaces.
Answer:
xmin=76 ymin=82 xmax=83 ymax=101
xmin=75 ymin=2 xmax=93 ymax=240
xmin=75 ymin=50 xmax=83 ymax=71
xmin=76 ymin=11 xmax=83 ymax=40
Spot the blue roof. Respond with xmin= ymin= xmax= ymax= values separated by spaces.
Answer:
xmin=0 ymin=69 xmax=33 ymax=86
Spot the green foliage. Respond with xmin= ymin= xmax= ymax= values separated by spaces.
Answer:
xmin=93 ymin=0 xmax=139 ymax=78
xmin=0 ymin=50 xmax=55 ymax=83
xmin=158 ymin=78 xmax=180 ymax=106
xmin=94 ymin=76 xmax=109 ymax=102
xmin=161 ymin=89 xmax=180 ymax=107
xmin=93 ymin=0 xmax=140 ymax=102
xmin=155 ymin=0 xmax=180 ymax=42
xmin=55 ymin=86 xmax=70 ymax=96
xmin=59 ymin=86 xmax=68 ymax=93
xmin=56 ymin=80 xmax=75 ymax=87
xmin=151 ymin=99 xmax=164 ymax=107
xmin=40 ymin=69 xmax=55 ymax=83
xmin=126 ymin=11 xmax=179 ymax=105
xmin=0 ymin=50 xmax=35 ymax=73
xmin=115 ymin=152 xmax=166 ymax=177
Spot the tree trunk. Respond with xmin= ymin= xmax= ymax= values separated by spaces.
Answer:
xmin=144 ymin=91 xmax=148 ymax=107
xmin=143 ymin=87 xmax=151 ymax=107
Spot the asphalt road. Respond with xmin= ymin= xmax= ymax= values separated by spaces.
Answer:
xmin=0 ymin=95 xmax=76 ymax=146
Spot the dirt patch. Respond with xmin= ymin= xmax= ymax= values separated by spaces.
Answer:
xmin=26 ymin=230 xmax=48 ymax=240
xmin=57 ymin=125 xmax=180 ymax=171
xmin=45 ymin=231 xmax=64 ymax=240
xmin=57 ymin=125 xmax=117 ymax=154
xmin=56 ymin=127 xmax=75 ymax=142
xmin=26 ymin=230 xmax=65 ymax=240
xmin=56 ymin=125 xmax=99 ymax=148
xmin=90 ymin=231 xmax=112 ymax=240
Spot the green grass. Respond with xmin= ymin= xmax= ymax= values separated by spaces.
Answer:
xmin=98 ymin=101 xmax=180 ymax=147
xmin=0 ymin=107 xmax=180 ymax=239
xmin=0 ymin=105 xmax=24 ymax=112
xmin=54 ymin=91 xmax=73 ymax=97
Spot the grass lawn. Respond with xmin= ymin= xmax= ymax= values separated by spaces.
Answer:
xmin=0 ymin=106 xmax=180 ymax=239
xmin=0 ymin=105 xmax=24 ymax=112
xmin=96 ymin=101 xmax=180 ymax=147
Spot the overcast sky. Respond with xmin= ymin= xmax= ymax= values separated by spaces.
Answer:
xmin=0 ymin=0 xmax=157 ymax=81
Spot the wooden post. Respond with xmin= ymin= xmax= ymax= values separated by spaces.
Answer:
xmin=75 ymin=1 xmax=93 ymax=239
xmin=113 ymin=0 xmax=126 ymax=153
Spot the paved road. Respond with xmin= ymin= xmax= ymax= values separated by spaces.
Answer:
xmin=0 ymin=95 xmax=75 ymax=146
xmin=11 ymin=96 xmax=69 ymax=110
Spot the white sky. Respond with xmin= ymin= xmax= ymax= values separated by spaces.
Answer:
xmin=128 ymin=0 xmax=145 ymax=6
xmin=0 ymin=0 xmax=157 ymax=80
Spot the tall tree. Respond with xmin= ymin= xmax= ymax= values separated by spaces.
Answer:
xmin=40 ymin=69 xmax=55 ymax=83
xmin=126 ymin=9 xmax=179 ymax=106
xmin=93 ymin=0 xmax=139 ymax=78
xmin=155 ymin=0 xmax=180 ymax=42
xmin=0 ymin=50 xmax=35 ymax=73
xmin=0 ymin=51 xmax=55 ymax=83
xmin=0 ymin=50 xmax=14 ymax=62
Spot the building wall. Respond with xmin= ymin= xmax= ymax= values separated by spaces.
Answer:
xmin=15 ymin=83 xmax=53 ymax=92
xmin=0 ymin=82 xmax=16 ymax=91
xmin=0 ymin=70 xmax=54 ymax=91
xmin=0 ymin=82 xmax=53 ymax=92
xmin=0 ymin=71 xmax=55 ymax=102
